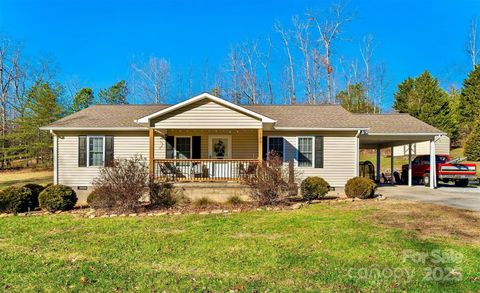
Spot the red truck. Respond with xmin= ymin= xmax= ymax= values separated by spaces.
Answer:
xmin=401 ymin=155 xmax=477 ymax=187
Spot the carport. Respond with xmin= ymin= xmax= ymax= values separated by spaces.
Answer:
xmin=354 ymin=113 xmax=446 ymax=189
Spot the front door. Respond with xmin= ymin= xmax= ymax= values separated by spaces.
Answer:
xmin=209 ymin=136 xmax=231 ymax=159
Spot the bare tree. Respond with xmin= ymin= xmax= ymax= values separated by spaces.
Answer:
xmin=228 ymin=45 xmax=242 ymax=103
xmin=466 ymin=17 xmax=479 ymax=69
xmin=131 ymin=57 xmax=170 ymax=104
xmin=0 ymin=35 xmax=23 ymax=167
xmin=360 ymin=34 xmax=375 ymax=109
xmin=310 ymin=3 xmax=352 ymax=103
xmin=261 ymin=36 xmax=274 ymax=104
xmin=239 ymin=41 xmax=261 ymax=104
xmin=293 ymin=15 xmax=314 ymax=104
xmin=275 ymin=21 xmax=296 ymax=104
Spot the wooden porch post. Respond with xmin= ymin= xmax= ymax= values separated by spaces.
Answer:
xmin=258 ymin=128 xmax=263 ymax=161
xmin=149 ymin=127 xmax=154 ymax=178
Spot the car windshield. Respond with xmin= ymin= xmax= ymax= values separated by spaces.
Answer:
xmin=422 ymin=156 xmax=448 ymax=164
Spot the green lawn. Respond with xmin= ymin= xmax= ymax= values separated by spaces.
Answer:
xmin=0 ymin=169 xmax=52 ymax=190
xmin=0 ymin=201 xmax=479 ymax=292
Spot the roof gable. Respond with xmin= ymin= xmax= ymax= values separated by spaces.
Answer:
xmin=136 ymin=93 xmax=276 ymax=124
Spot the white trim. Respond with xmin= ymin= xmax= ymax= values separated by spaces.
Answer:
xmin=266 ymin=136 xmax=285 ymax=159
xmin=136 ymin=93 xmax=276 ymax=124
xmin=86 ymin=136 xmax=106 ymax=167
xmin=174 ymin=136 xmax=192 ymax=159
xmin=355 ymin=130 xmax=360 ymax=177
xmin=40 ymin=127 xmax=148 ymax=131
xmin=51 ymin=130 xmax=58 ymax=184
xmin=274 ymin=127 xmax=368 ymax=131
xmin=365 ymin=133 xmax=445 ymax=136
xmin=208 ymin=135 xmax=232 ymax=159
xmin=297 ymin=136 xmax=315 ymax=168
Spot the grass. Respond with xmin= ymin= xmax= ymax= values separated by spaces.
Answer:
xmin=0 ymin=169 xmax=52 ymax=190
xmin=360 ymin=151 xmax=409 ymax=173
xmin=0 ymin=200 xmax=479 ymax=292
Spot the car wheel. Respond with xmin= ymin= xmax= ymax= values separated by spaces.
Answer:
xmin=454 ymin=179 xmax=469 ymax=187
xmin=423 ymin=174 xmax=430 ymax=187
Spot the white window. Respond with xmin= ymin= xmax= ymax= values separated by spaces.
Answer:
xmin=297 ymin=137 xmax=314 ymax=167
xmin=88 ymin=136 xmax=105 ymax=166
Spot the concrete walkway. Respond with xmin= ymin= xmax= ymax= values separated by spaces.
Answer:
xmin=378 ymin=184 xmax=480 ymax=212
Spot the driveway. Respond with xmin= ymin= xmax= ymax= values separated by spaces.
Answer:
xmin=378 ymin=184 xmax=480 ymax=212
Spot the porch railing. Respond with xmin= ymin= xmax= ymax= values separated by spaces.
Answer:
xmin=153 ymin=159 xmax=259 ymax=182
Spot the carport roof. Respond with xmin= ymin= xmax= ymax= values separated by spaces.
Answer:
xmin=353 ymin=113 xmax=445 ymax=135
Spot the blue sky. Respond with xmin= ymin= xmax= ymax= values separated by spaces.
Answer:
xmin=1 ymin=0 xmax=479 ymax=109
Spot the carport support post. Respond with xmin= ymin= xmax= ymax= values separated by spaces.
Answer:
xmin=376 ymin=146 xmax=381 ymax=183
xmin=408 ymin=143 xmax=413 ymax=187
xmin=390 ymin=146 xmax=394 ymax=185
xmin=430 ymin=138 xmax=436 ymax=189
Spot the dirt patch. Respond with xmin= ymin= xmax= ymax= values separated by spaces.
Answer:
xmin=364 ymin=199 xmax=480 ymax=245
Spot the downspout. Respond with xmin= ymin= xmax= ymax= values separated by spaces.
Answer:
xmin=355 ymin=130 xmax=361 ymax=177
xmin=50 ymin=130 xmax=58 ymax=185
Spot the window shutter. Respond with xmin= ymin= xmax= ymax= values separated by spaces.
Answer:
xmin=192 ymin=136 xmax=201 ymax=159
xmin=315 ymin=136 xmax=324 ymax=168
xmin=262 ymin=136 xmax=267 ymax=160
xmin=78 ymin=136 xmax=87 ymax=167
xmin=105 ymin=136 xmax=114 ymax=166
xmin=166 ymin=136 xmax=175 ymax=159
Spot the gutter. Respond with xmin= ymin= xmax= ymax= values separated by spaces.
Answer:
xmin=273 ymin=127 xmax=369 ymax=131
xmin=39 ymin=127 xmax=149 ymax=131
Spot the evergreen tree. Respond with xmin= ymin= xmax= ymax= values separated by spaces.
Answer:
xmin=336 ymin=83 xmax=378 ymax=113
xmin=7 ymin=81 xmax=62 ymax=166
xmin=464 ymin=119 xmax=480 ymax=161
xmin=392 ymin=71 xmax=457 ymax=139
xmin=98 ymin=81 xmax=128 ymax=104
xmin=393 ymin=77 xmax=414 ymax=113
xmin=72 ymin=88 xmax=94 ymax=112
xmin=459 ymin=65 xmax=480 ymax=136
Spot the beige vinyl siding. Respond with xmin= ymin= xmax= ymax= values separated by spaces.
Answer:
xmin=56 ymin=131 xmax=151 ymax=186
xmin=265 ymin=131 xmax=358 ymax=187
xmin=153 ymin=99 xmax=262 ymax=129
xmin=162 ymin=129 xmax=258 ymax=159
xmin=393 ymin=136 xmax=450 ymax=157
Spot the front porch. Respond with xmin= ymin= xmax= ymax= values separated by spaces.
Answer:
xmin=148 ymin=128 xmax=263 ymax=182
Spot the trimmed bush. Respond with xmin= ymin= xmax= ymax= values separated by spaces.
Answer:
xmin=345 ymin=177 xmax=377 ymax=199
xmin=301 ymin=177 xmax=330 ymax=201
xmin=87 ymin=187 xmax=114 ymax=209
xmin=149 ymin=182 xmax=177 ymax=208
xmin=0 ymin=186 xmax=34 ymax=213
xmin=39 ymin=185 xmax=77 ymax=212
xmin=23 ymin=183 xmax=45 ymax=208
xmin=225 ymin=195 xmax=245 ymax=206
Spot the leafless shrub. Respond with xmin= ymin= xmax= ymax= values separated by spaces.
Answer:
xmin=242 ymin=152 xmax=293 ymax=205
xmin=92 ymin=155 xmax=148 ymax=211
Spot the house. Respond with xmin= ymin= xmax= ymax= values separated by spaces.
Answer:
xmin=393 ymin=136 xmax=450 ymax=157
xmin=41 ymin=93 xmax=445 ymax=201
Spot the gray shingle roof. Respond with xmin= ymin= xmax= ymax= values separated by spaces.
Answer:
xmin=44 ymin=103 xmax=444 ymax=134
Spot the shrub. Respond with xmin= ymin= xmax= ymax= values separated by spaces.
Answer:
xmin=242 ymin=152 xmax=292 ymax=205
xmin=464 ymin=120 xmax=480 ymax=161
xmin=0 ymin=186 xmax=34 ymax=213
xmin=345 ymin=177 xmax=377 ymax=199
xmin=194 ymin=197 xmax=216 ymax=208
xmin=23 ymin=183 xmax=45 ymax=208
xmin=149 ymin=181 xmax=176 ymax=208
xmin=87 ymin=187 xmax=114 ymax=209
xmin=39 ymin=185 xmax=77 ymax=212
xmin=92 ymin=156 xmax=149 ymax=211
xmin=225 ymin=195 xmax=245 ymax=206
xmin=301 ymin=177 xmax=330 ymax=201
